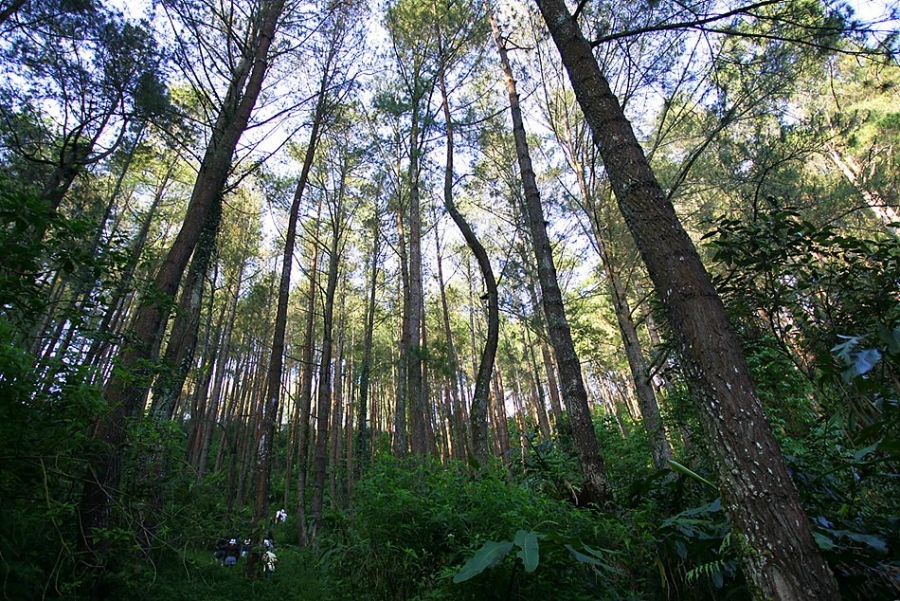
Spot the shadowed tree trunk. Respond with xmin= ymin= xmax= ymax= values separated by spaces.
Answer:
xmin=532 ymin=0 xmax=839 ymax=597
xmin=295 ymin=217 xmax=321 ymax=547
xmin=310 ymin=165 xmax=348 ymax=538
xmin=77 ymin=0 xmax=286 ymax=560
xmin=491 ymin=12 xmax=610 ymax=506
xmin=150 ymin=204 xmax=221 ymax=420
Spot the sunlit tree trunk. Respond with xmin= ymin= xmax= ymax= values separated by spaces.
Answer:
xmin=491 ymin=12 xmax=610 ymax=506
xmin=533 ymin=0 xmax=840 ymax=596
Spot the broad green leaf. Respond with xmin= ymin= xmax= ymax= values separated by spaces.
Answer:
xmin=564 ymin=544 xmax=617 ymax=574
xmin=453 ymin=541 xmax=514 ymax=583
xmin=851 ymin=441 xmax=880 ymax=462
xmin=513 ymin=530 xmax=539 ymax=573
xmin=825 ymin=529 xmax=888 ymax=553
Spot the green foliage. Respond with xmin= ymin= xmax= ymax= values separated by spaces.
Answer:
xmin=318 ymin=456 xmax=636 ymax=600
xmin=140 ymin=547 xmax=326 ymax=601
xmin=453 ymin=528 xmax=619 ymax=585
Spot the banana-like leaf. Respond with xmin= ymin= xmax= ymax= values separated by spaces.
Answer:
xmin=514 ymin=529 xmax=539 ymax=573
xmin=453 ymin=540 xmax=514 ymax=583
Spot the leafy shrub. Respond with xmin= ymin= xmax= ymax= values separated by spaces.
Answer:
xmin=318 ymin=456 xmax=641 ymax=600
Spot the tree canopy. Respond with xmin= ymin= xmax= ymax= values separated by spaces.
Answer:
xmin=0 ymin=0 xmax=898 ymax=598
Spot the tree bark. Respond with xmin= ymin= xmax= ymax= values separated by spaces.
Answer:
xmin=436 ymin=64 xmax=497 ymax=467
xmin=356 ymin=215 xmax=380 ymax=476
xmin=77 ymin=0 xmax=285 ymax=559
xmin=310 ymin=178 xmax=345 ymax=538
xmin=491 ymin=12 xmax=610 ymax=506
xmin=532 ymin=0 xmax=840 ymax=597
xmin=253 ymin=60 xmax=330 ymax=545
xmin=295 ymin=225 xmax=321 ymax=547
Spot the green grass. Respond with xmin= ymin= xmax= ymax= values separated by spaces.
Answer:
xmin=143 ymin=546 xmax=326 ymax=601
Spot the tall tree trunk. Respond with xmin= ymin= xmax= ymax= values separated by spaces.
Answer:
xmin=491 ymin=12 xmax=610 ymax=506
xmin=406 ymin=101 xmax=428 ymax=456
xmin=195 ymin=260 xmax=245 ymax=478
xmin=356 ymin=215 xmax=380 ymax=476
xmin=252 ymin=65 xmax=330 ymax=550
xmin=310 ymin=195 xmax=344 ymax=538
xmin=296 ymin=213 xmax=322 ymax=547
xmin=532 ymin=1 xmax=839 ymax=597
xmin=150 ymin=204 xmax=221 ymax=419
xmin=77 ymin=0 xmax=286 ymax=559
xmin=526 ymin=278 xmax=563 ymax=429
xmin=330 ymin=295 xmax=346 ymax=508
xmin=582 ymin=184 xmax=671 ymax=469
xmin=437 ymin=64 xmax=497 ymax=467
xmin=522 ymin=323 xmax=551 ymax=440
xmin=394 ymin=207 xmax=410 ymax=457
xmin=83 ymin=160 xmax=176 ymax=373
xmin=601 ymin=241 xmax=671 ymax=469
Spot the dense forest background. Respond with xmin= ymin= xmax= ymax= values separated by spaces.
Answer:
xmin=1 ymin=0 xmax=899 ymax=598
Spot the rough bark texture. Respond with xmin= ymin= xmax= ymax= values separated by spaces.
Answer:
xmin=532 ymin=0 xmax=840 ymax=598
xmin=77 ymin=0 xmax=285 ymax=559
xmin=406 ymin=101 xmax=428 ymax=456
xmin=491 ymin=12 xmax=609 ymax=506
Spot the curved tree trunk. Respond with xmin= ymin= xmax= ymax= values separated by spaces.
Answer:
xmin=532 ymin=1 xmax=839 ymax=598
xmin=436 ymin=64 xmax=497 ymax=467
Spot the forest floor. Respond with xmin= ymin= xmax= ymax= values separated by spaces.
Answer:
xmin=145 ymin=546 xmax=326 ymax=601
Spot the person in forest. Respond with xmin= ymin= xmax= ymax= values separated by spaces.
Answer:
xmin=213 ymin=537 xmax=227 ymax=563
xmin=274 ymin=508 xmax=287 ymax=524
xmin=263 ymin=548 xmax=278 ymax=579
xmin=223 ymin=538 xmax=240 ymax=566
xmin=263 ymin=531 xmax=275 ymax=551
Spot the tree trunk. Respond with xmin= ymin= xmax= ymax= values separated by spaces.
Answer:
xmin=150 ymin=203 xmax=220 ymax=419
xmin=77 ymin=0 xmax=285 ymax=560
xmin=394 ymin=207 xmax=410 ymax=457
xmin=296 ymin=213 xmax=321 ymax=547
xmin=356 ymin=215 xmax=380 ymax=476
xmin=253 ymin=67 xmax=329 ymax=546
xmin=406 ymin=101 xmax=428 ymax=456
xmin=437 ymin=65 xmax=497 ymax=467
xmin=491 ymin=12 xmax=610 ymax=506
xmin=310 ymin=194 xmax=344 ymax=537
xmin=195 ymin=259 xmax=245 ymax=478
xmin=532 ymin=0 xmax=840 ymax=597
